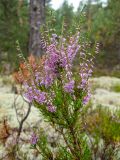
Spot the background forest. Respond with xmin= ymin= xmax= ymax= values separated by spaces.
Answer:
xmin=0 ymin=0 xmax=120 ymax=159
xmin=0 ymin=0 xmax=120 ymax=77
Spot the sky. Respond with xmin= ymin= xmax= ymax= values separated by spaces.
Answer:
xmin=51 ymin=0 xmax=81 ymax=11
xmin=51 ymin=0 xmax=107 ymax=11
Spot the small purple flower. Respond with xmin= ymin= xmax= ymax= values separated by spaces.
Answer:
xmin=40 ymin=75 xmax=54 ymax=87
xmin=23 ymin=87 xmax=34 ymax=103
xmin=64 ymin=80 xmax=75 ymax=93
xmin=34 ymin=89 xmax=46 ymax=104
xmin=47 ymin=104 xmax=56 ymax=112
xmin=83 ymin=93 xmax=91 ymax=105
xmin=35 ymin=91 xmax=46 ymax=104
xmin=30 ymin=133 xmax=38 ymax=145
xmin=23 ymin=92 xmax=33 ymax=103
xmin=81 ymin=79 xmax=87 ymax=85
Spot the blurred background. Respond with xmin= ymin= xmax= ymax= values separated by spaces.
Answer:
xmin=0 ymin=0 xmax=120 ymax=77
xmin=0 ymin=1 xmax=120 ymax=159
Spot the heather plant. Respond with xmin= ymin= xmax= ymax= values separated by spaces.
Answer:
xmin=17 ymin=26 xmax=97 ymax=159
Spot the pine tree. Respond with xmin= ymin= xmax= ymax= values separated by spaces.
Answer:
xmin=29 ymin=0 xmax=45 ymax=56
xmin=0 ymin=0 xmax=29 ymax=69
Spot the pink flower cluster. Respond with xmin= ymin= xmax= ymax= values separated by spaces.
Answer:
xmin=39 ymin=33 xmax=80 ymax=89
xmin=23 ymin=32 xmax=95 ymax=111
xmin=24 ymin=83 xmax=56 ymax=112
xmin=79 ymin=58 xmax=93 ymax=104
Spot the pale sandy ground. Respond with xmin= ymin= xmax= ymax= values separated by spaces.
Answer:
xmin=0 ymin=76 xmax=120 ymax=159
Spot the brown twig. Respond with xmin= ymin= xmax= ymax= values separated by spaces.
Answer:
xmin=16 ymin=103 xmax=32 ymax=144
xmin=13 ymin=95 xmax=21 ymax=124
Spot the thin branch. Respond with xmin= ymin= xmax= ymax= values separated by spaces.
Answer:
xmin=16 ymin=103 xmax=32 ymax=144
xmin=13 ymin=95 xmax=21 ymax=124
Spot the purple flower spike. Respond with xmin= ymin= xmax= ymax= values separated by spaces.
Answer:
xmin=30 ymin=133 xmax=38 ymax=145
xmin=35 ymin=91 xmax=46 ymax=104
xmin=83 ymin=93 xmax=91 ymax=105
xmin=23 ymin=87 xmax=34 ymax=103
xmin=64 ymin=80 xmax=75 ymax=93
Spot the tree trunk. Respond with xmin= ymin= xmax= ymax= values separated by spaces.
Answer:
xmin=29 ymin=0 xmax=45 ymax=56
xmin=17 ymin=0 xmax=23 ymax=26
